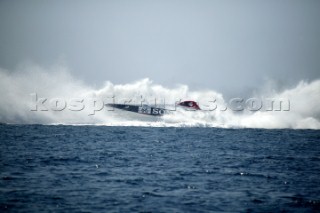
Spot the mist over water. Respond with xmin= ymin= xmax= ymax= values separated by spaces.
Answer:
xmin=0 ymin=64 xmax=319 ymax=129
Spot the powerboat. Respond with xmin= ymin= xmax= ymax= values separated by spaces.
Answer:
xmin=106 ymin=100 xmax=200 ymax=116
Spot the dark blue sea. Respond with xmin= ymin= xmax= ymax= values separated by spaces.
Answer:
xmin=1 ymin=124 xmax=319 ymax=212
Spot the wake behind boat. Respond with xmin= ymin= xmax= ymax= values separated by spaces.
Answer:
xmin=106 ymin=101 xmax=201 ymax=116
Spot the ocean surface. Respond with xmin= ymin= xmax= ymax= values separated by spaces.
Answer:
xmin=0 ymin=124 xmax=319 ymax=212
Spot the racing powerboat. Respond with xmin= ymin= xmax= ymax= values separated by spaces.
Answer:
xmin=106 ymin=100 xmax=200 ymax=116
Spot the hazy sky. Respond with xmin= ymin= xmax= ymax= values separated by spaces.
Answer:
xmin=0 ymin=0 xmax=319 ymax=95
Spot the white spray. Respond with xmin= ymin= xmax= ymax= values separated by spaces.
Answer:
xmin=0 ymin=64 xmax=319 ymax=129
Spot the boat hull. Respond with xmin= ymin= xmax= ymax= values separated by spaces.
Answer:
xmin=106 ymin=104 xmax=166 ymax=116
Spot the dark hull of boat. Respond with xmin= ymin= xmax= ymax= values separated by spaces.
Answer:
xmin=106 ymin=104 xmax=166 ymax=116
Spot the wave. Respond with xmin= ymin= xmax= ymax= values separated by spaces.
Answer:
xmin=0 ymin=63 xmax=319 ymax=129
